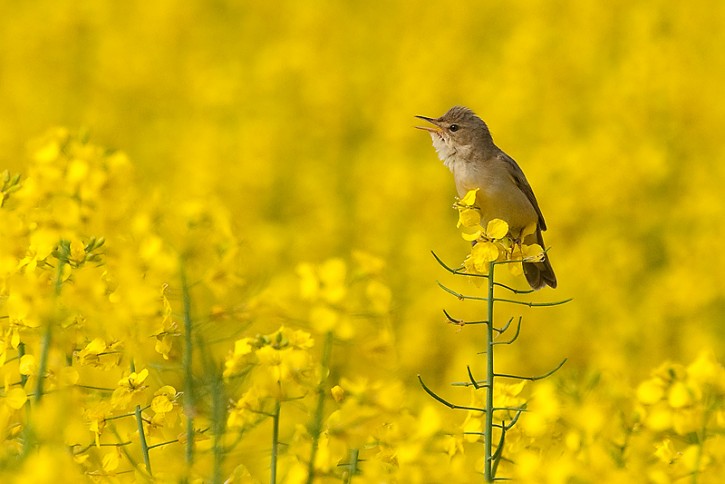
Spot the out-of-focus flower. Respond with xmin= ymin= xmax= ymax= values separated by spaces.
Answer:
xmin=111 ymin=368 xmax=149 ymax=409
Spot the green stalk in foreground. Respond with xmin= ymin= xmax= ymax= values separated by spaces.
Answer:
xmin=34 ymin=248 xmax=66 ymax=404
xmin=420 ymin=252 xmax=569 ymax=482
xmin=483 ymin=261 xmax=496 ymax=483
xmin=180 ymin=263 xmax=195 ymax=467
xmin=271 ymin=400 xmax=282 ymax=484
xmin=130 ymin=360 xmax=152 ymax=476
xmin=306 ymin=331 xmax=334 ymax=484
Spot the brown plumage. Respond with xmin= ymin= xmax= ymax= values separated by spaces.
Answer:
xmin=416 ymin=106 xmax=557 ymax=289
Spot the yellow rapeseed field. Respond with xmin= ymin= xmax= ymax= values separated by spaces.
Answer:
xmin=1 ymin=1 xmax=724 ymax=482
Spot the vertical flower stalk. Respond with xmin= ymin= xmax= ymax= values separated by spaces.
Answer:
xmin=34 ymin=240 xmax=68 ymax=404
xmin=306 ymin=330 xmax=334 ymax=484
xmin=181 ymin=262 xmax=195 ymax=467
xmin=130 ymin=360 xmax=152 ymax=477
xmin=483 ymin=260 xmax=496 ymax=482
xmin=271 ymin=398 xmax=281 ymax=484
xmin=344 ymin=448 xmax=359 ymax=484
xmin=420 ymin=191 xmax=569 ymax=482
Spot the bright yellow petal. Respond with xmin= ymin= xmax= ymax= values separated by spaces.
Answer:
xmin=84 ymin=338 xmax=107 ymax=356
xmin=6 ymin=387 xmax=27 ymax=409
xmin=457 ymin=207 xmax=481 ymax=227
xmin=667 ymin=381 xmax=692 ymax=408
xmin=460 ymin=225 xmax=483 ymax=241
xmin=521 ymin=222 xmax=537 ymax=238
xmin=310 ymin=305 xmax=339 ymax=333
xmin=102 ymin=450 xmax=120 ymax=472
xmin=521 ymin=243 xmax=545 ymax=262
xmin=637 ymin=379 xmax=665 ymax=404
xmin=135 ymin=368 xmax=149 ymax=384
xmin=460 ymin=189 xmax=479 ymax=206
xmin=19 ymin=355 xmax=36 ymax=376
xmin=486 ymin=219 xmax=509 ymax=240
xmin=471 ymin=242 xmax=500 ymax=272
xmin=233 ymin=338 xmax=253 ymax=356
xmin=151 ymin=394 xmax=174 ymax=414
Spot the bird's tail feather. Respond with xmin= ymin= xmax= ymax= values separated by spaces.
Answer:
xmin=523 ymin=229 xmax=557 ymax=290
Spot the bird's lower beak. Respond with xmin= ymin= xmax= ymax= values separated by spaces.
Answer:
xmin=414 ymin=115 xmax=442 ymax=133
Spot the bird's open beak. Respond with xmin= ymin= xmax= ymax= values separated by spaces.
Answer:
xmin=414 ymin=115 xmax=442 ymax=133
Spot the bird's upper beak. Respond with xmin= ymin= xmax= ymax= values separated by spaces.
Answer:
xmin=414 ymin=115 xmax=443 ymax=133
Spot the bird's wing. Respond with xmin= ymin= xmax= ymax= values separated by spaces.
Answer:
xmin=501 ymin=153 xmax=547 ymax=231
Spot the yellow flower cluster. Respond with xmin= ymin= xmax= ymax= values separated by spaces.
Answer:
xmin=635 ymin=352 xmax=725 ymax=482
xmin=225 ymin=326 xmax=316 ymax=425
xmin=491 ymin=350 xmax=725 ymax=483
xmin=0 ymin=130 xmax=242 ymax=481
xmin=455 ymin=189 xmax=544 ymax=278
xmin=2 ymin=131 xmax=725 ymax=482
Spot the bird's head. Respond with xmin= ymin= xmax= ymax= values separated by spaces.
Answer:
xmin=415 ymin=106 xmax=494 ymax=168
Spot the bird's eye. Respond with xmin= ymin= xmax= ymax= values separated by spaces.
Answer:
xmin=449 ymin=124 xmax=459 ymax=132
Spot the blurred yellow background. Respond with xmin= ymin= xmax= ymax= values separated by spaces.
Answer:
xmin=2 ymin=0 xmax=724 ymax=424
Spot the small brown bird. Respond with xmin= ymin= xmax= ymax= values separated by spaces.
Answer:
xmin=416 ymin=106 xmax=557 ymax=289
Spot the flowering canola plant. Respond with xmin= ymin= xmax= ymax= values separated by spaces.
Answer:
xmin=0 ymin=131 xmax=722 ymax=482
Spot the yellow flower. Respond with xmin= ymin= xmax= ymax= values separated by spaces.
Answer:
xmin=366 ymin=279 xmax=391 ymax=313
xmin=310 ymin=305 xmax=340 ymax=334
xmin=297 ymin=258 xmax=348 ymax=304
xmin=224 ymin=338 xmax=255 ymax=378
xmin=318 ymin=258 xmax=347 ymax=304
xmin=352 ymin=250 xmax=385 ymax=276
xmin=462 ymin=410 xmax=484 ymax=443
xmin=466 ymin=241 xmax=500 ymax=273
xmin=485 ymin=219 xmax=509 ymax=240
xmin=310 ymin=304 xmax=354 ymax=339
xmin=5 ymin=387 xmax=28 ymax=410
xmin=668 ymin=381 xmax=694 ymax=408
xmin=637 ymin=378 xmax=665 ymax=404
xmin=69 ymin=238 xmax=86 ymax=265
xmin=283 ymin=327 xmax=315 ymax=350
xmin=331 ymin=385 xmax=345 ymax=402
xmin=152 ymin=285 xmax=180 ymax=360
xmin=654 ymin=438 xmax=677 ymax=464
xmin=458 ymin=207 xmax=482 ymax=229
xmin=151 ymin=386 xmax=177 ymax=414
xmin=458 ymin=188 xmax=479 ymax=207
xmin=76 ymin=337 xmax=107 ymax=366
xmin=18 ymin=354 xmax=36 ymax=376
xmin=111 ymin=368 xmax=149 ymax=408
xmin=102 ymin=449 xmax=121 ymax=472
xmin=297 ymin=262 xmax=319 ymax=300
xmin=521 ymin=243 xmax=545 ymax=262
xmin=687 ymin=350 xmax=725 ymax=389
xmin=682 ymin=444 xmax=709 ymax=472
xmin=122 ymin=368 xmax=149 ymax=389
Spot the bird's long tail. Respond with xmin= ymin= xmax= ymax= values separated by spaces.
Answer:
xmin=523 ymin=228 xmax=557 ymax=290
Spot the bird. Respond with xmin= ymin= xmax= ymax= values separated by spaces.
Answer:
xmin=415 ymin=106 xmax=557 ymax=289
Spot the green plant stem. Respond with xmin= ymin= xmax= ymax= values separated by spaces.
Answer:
xmin=18 ymin=343 xmax=27 ymax=387
xmin=306 ymin=331 xmax=334 ymax=484
xmin=181 ymin=263 xmax=195 ymax=467
xmin=211 ymin=366 xmax=225 ymax=484
xmin=135 ymin=403 xmax=152 ymax=475
xmin=691 ymin=412 xmax=710 ymax=484
xmin=484 ymin=261 xmax=496 ymax=483
xmin=130 ymin=360 xmax=152 ymax=476
xmin=33 ymin=326 xmax=51 ymax=403
xmin=344 ymin=448 xmax=359 ymax=484
xmin=271 ymin=400 xmax=281 ymax=484
xmin=34 ymin=256 xmax=65 ymax=404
